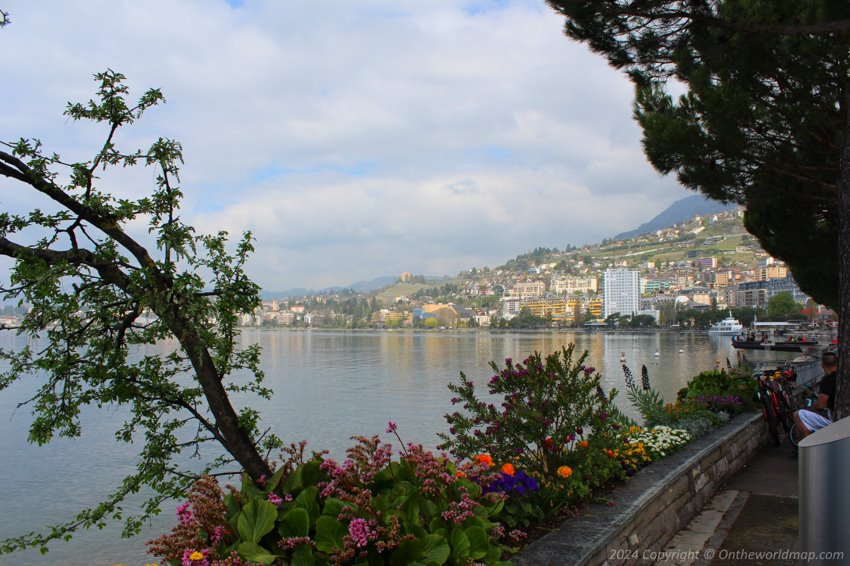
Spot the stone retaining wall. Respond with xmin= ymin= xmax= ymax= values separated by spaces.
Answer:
xmin=514 ymin=413 xmax=768 ymax=566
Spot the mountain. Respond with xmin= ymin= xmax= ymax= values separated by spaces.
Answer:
xmin=261 ymin=275 xmax=431 ymax=299
xmin=613 ymin=194 xmax=737 ymax=241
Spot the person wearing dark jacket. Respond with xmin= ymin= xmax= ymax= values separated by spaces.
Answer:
xmin=793 ymin=351 xmax=838 ymax=439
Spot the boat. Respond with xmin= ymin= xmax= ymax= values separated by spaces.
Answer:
xmin=708 ymin=312 xmax=744 ymax=336
xmin=731 ymin=321 xmax=821 ymax=353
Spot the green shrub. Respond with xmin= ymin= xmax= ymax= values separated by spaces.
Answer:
xmin=439 ymin=345 xmax=626 ymax=521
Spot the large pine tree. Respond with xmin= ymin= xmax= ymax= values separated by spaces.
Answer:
xmin=546 ymin=0 xmax=850 ymax=417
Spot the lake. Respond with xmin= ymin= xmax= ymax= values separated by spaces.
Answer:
xmin=0 ymin=328 xmax=781 ymax=565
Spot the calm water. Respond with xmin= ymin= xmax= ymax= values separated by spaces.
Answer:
xmin=0 ymin=329 xmax=782 ymax=565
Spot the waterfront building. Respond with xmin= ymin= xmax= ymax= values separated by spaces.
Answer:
xmin=602 ymin=269 xmax=640 ymax=318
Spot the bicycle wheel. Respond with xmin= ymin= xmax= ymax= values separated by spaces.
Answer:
xmin=762 ymin=394 xmax=781 ymax=446
xmin=789 ymin=422 xmax=804 ymax=448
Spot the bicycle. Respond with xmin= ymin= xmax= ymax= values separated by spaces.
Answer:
xmin=753 ymin=368 xmax=797 ymax=447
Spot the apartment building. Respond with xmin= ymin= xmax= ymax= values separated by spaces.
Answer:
xmin=551 ymin=276 xmax=598 ymax=295
xmin=512 ymin=281 xmax=547 ymax=298
xmin=603 ymin=269 xmax=640 ymax=318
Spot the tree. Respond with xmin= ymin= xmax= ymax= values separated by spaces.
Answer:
xmin=546 ymin=0 xmax=850 ymax=418
xmin=767 ymin=291 xmax=802 ymax=320
xmin=0 ymin=71 xmax=279 ymax=551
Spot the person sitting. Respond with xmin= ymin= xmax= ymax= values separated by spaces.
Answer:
xmin=793 ymin=351 xmax=838 ymax=439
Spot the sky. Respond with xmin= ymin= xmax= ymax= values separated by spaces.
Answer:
xmin=1 ymin=0 xmax=694 ymax=292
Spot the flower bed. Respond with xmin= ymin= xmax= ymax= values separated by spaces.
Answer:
xmin=513 ymin=412 xmax=767 ymax=565
xmin=146 ymin=347 xmax=758 ymax=565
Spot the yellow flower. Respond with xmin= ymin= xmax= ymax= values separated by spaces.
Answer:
xmin=557 ymin=465 xmax=572 ymax=478
xmin=189 ymin=551 xmax=204 ymax=561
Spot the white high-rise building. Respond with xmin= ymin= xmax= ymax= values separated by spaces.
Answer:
xmin=603 ymin=269 xmax=640 ymax=318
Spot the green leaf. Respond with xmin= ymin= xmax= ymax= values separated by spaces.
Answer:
xmin=422 ymin=534 xmax=451 ymax=565
xmin=279 ymin=507 xmax=310 ymax=538
xmin=300 ymin=459 xmax=323 ymax=487
xmin=237 ymin=499 xmax=278 ymax=543
xmin=241 ymin=471 xmax=266 ymax=500
xmin=390 ymin=538 xmax=425 ymax=565
xmin=465 ymin=525 xmax=489 ymax=560
xmin=450 ymin=528 xmax=470 ymax=561
xmin=402 ymin=492 xmax=421 ymax=526
xmin=265 ymin=466 xmax=286 ymax=492
xmin=315 ymin=516 xmax=346 ymax=554
xmin=483 ymin=498 xmax=505 ymax=517
xmin=237 ymin=541 xmax=280 ymax=565
xmin=322 ymin=497 xmax=347 ymax=518
xmin=295 ymin=485 xmax=321 ymax=524
xmin=291 ymin=543 xmax=315 ymax=566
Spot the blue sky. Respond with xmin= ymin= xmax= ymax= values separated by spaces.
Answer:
xmin=1 ymin=0 xmax=692 ymax=291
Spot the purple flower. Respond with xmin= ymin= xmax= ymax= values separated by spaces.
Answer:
xmin=584 ymin=366 xmax=596 ymax=376
xmin=386 ymin=421 xmax=398 ymax=434
xmin=599 ymin=411 xmax=608 ymax=421
xmin=483 ymin=470 xmax=539 ymax=496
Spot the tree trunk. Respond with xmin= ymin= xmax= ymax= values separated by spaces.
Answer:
xmin=834 ymin=87 xmax=850 ymax=421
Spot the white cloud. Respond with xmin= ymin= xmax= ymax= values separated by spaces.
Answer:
xmin=1 ymin=0 xmax=691 ymax=290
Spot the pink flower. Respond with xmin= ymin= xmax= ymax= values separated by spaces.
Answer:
xmin=348 ymin=518 xmax=377 ymax=548
xmin=386 ymin=421 xmax=398 ymax=434
xmin=209 ymin=525 xmax=226 ymax=545
xmin=176 ymin=502 xmax=194 ymax=526
xmin=267 ymin=492 xmax=283 ymax=506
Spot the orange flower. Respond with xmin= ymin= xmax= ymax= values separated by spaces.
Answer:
xmin=501 ymin=463 xmax=515 ymax=476
xmin=579 ymin=440 xmax=589 ymax=448
xmin=476 ymin=454 xmax=493 ymax=467
xmin=557 ymin=465 xmax=572 ymax=478
xmin=455 ymin=471 xmax=466 ymax=478
xmin=607 ymin=450 xmax=615 ymax=458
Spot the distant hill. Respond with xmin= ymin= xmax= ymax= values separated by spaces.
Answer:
xmin=614 ymin=194 xmax=737 ymax=241
xmin=261 ymin=275 xmax=445 ymax=299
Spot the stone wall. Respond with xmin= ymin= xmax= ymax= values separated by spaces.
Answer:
xmin=514 ymin=413 xmax=768 ymax=566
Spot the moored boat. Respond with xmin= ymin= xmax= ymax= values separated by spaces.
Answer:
xmin=708 ymin=312 xmax=744 ymax=336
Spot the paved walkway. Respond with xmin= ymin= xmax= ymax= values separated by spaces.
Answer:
xmin=655 ymin=442 xmax=799 ymax=565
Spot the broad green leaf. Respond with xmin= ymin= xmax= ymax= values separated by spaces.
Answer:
xmin=237 ymin=500 xmax=278 ymax=543
xmin=390 ymin=538 xmax=425 ymax=566
xmin=483 ymin=498 xmax=504 ymax=517
xmin=295 ymin=485 xmax=320 ymax=524
xmin=291 ymin=543 xmax=315 ymax=566
xmin=322 ymin=497 xmax=347 ymax=518
xmin=237 ymin=541 xmax=280 ymax=565
xmin=241 ymin=471 xmax=266 ymax=500
xmin=422 ymin=534 xmax=450 ymax=565
xmin=450 ymin=528 xmax=470 ymax=561
xmin=279 ymin=507 xmax=310 ymax=538
xmin=265 ymin=466 xmax=286 ymax=492
xmin=300 ymin=459 xmax=323 ymax=487
xmin=315 ymin=516 xmax=346 ymax=554
xmin=465 ymin=525 xmax=489 ymax=560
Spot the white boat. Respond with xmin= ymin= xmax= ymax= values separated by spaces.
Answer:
xmin=708 ymin=312 xmax=744 ymax=336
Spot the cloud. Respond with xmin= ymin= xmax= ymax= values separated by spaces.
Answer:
xmin=0 ymin=0 xmax=690 ymax=290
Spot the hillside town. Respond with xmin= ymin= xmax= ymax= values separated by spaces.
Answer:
xmin=0 ymin=208 xmax=834 ymax=332
xmin=234 ymin=208 xmax=835 ymax=330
